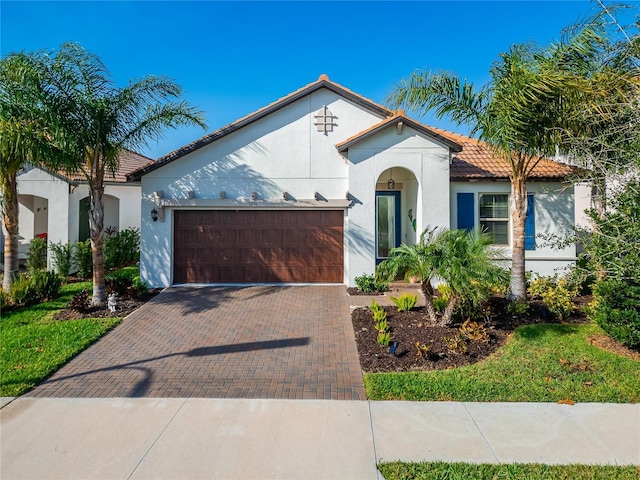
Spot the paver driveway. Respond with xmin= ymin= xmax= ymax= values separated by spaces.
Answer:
xmin=26 ymin=286 xmax=365 ymax=400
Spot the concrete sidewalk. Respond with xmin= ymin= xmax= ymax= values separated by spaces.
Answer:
xmin=1 ymin=398 xmax=638 ymax=480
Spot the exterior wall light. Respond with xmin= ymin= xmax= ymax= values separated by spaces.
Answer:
xmin=251 ymin=191 xmax=257 ymax=201
xmin=387 ymin=169 xmax=395 ymax=190
xmin=151 ymin=208 xmax=158 ymax=222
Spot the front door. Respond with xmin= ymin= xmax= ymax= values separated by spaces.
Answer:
xmin=375 ymin=191 xmax=401 ymax=263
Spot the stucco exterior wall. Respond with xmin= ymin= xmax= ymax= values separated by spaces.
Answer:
xmin=15 ymin=167 xmax=69 ymax=267
xmin=140 ymin=89 xmax=385 ymax=287
xmin=69 ymin=184 xmax=141 ymax=243
xmin=450 ymin=181 xmax=577 ymax=277
xmin=346 ymin=127 xmax=451 ymax=284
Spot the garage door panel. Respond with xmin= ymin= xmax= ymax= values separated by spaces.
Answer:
xmin=174 ymin=210 xmax=343 ymax=283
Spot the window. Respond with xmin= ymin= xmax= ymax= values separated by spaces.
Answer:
xmin=479 ymin=193 xmax=509 ymax=245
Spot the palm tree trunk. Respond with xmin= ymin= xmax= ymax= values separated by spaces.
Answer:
xmin=89 ymin=172 xmax=106 ymax=306
xmin=421 ymin=281 xmax=439 ymax=324
xmin=440 ymin=295 xmax=459 ymax=326
xmin=1 ymin=171 xmax=20 ymax=292
xmin=510 ymin=176 xmax=528 ymax=300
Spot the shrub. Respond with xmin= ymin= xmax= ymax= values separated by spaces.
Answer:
xmin=377 ymin=332 xmax=391 ymax=347
xmin=50 ymin=241 xmax=74 ymax=278
xmin=355 ymin=273 xmax=389 ymax=293
xmin=415 ymin=342 xmax=431 ymax=358
xmin=459 ymin=319 xmax=489 ymax=343
xmin=104 ymin=227 xmax=141 ymax=270
xmin=443 ymin=334 xmax=468 ymax=354
xmin=528 ymin=274 xmax=577 ymax=320
xmin=0 ymin=287 xmax=7 ymax=310
xmin=507 ymin=298 xmax=529 ymax=317
xmin=373 ymin=308 xmax=387 ymax=323
xmin=73 ymin=240 xmax=92 ymax=278
xmin=370 ymin=299 xmax=384 ymax=315
xmin=390 ymin=292 xmax=418 ymax=312
xmin=9 ymin=274 xmax=39 ymax=307
xmin=374 ymin=318 xmax=389 ymax=333
xmin=26 ymin=237 xmax=47 ymax=272
xmin=591 ymin=279 xmax=640 ymax=349
xmin=132 ymin=275 xmax=149 ymax=297
xmin=105 ymin=268 xmax=135 ymax=296
xmin=68 ymin=290 xmax=90 ymax=311
xmin=31 ymin=270 xmax=62 ymax=301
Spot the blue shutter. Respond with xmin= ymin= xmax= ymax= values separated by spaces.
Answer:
xmin=525 ymin=193 xmax=535 ymax=250
xmin=457 ymin=193 xmax=474 ymax=232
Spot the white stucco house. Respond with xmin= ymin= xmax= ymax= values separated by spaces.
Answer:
xmin=1 ymin=150 xmax=151 ymax=268
xmin=128 ymin=75 xmax=585 ymax=288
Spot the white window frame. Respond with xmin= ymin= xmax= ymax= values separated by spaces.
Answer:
xmin=478 ymin=193 xmax=510 ymax=246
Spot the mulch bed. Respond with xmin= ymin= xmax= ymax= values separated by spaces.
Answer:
xmin=351 ymin=294 xmax=591 ymax=373
xmin=54 ymin=289 xmax=162 ymax=321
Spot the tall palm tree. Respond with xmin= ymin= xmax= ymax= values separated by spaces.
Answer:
xmin=45 ymin=43 xmax=206 ymax=305
xmin=0 ymin=51 xmax=66 ymax=292
xmin=386 ymin=7 xmax=626 ymax=299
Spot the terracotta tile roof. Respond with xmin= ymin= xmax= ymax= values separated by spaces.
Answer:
xmin=427 ymin=127 xmax=580 ymax=180
xmin=336 ymin=111 xmax=462 ymax=153
xmin=64 ymin=149 xmax=153 ymax=183
xmin=128 ymin=74 xmax=393 ymax=181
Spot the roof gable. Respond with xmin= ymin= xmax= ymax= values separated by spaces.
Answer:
xmin=336 ymin=112 xmax=462 ymax=153
xmin=128 ymin=74 xmax=393 ymax=181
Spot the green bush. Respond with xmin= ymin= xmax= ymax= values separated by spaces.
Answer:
xmin=507 ymin=298 xmax=529 ymax=317
xmin=73 ymin=239 xmax=92 ymax=278
xmin=591 ymin=279 xmax=640 ymax=349
xmin=31 ymin=270 xmax=62 ymax=301
xmin=390 ymin=292 xmax=418 ymax=312
xmin=0 ymin=287 xmax=7 ymax=310
xmin=355 ymin=273 xmax=389 ymax=293
xmin=26 ymin=237 xmax=47 ymax=272
xmin=104 ymin=227 xmax=141 ymax=270
xmin=50 ymin=241 xmax=74 ymax=278
xmin=528 ymin=274 xmax=577 ymax=320
xmin=9 ymin=274 xmax=39 ymax=307
xmin=132 ymin=275 xmax=148 ymax=297
xmin=105 ymin=268 xmax=135 ymax=296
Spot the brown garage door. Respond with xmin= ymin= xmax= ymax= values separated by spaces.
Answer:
xmin=173 ymin=210 xmax=344 ymax=283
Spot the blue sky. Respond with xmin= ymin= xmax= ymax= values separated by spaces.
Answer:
xmin=2 ymin=1 xmax=635 ymax=159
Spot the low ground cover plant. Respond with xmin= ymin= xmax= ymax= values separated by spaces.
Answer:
xmin=354 ymin=273 xmax=389 ymax=293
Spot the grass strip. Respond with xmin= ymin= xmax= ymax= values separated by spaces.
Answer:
xmin=378 ymin=461 xmax=640 ymax=480
xmin=1 ymin=281 xmax=121 ymax=397
xmin=365 ymin=323 xmax=640 ymax=402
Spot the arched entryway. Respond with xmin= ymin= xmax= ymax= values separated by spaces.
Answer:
xmin=78 ymin=195 xmax=120 ymax=241
xmin=375 ymin=167 xmax=418 ymax=263
xmin=17 ymin=194 xmax=49 ymax=258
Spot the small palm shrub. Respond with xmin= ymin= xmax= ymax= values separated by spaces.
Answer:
xmin=390 ymin=292 xmax=418 ymax=312
xmin=355 ymin=273 xmax=389 ymax=293
xmin=377 ymin=227 xmax=508 ymax=326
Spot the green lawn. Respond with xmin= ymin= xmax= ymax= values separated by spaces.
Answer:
xmin=1 ymin=281 xmax=121 ymax=397
xmin=378 ymin=461 xmax=640 ymax=480
xmin=365 ymin=323 xmax=640 ymax=402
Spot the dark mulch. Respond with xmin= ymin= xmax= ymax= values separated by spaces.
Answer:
xmin=351 ymin=295 xmax=591 ymax=373
xmin=54 ymin=289 xmax=162 ymax=321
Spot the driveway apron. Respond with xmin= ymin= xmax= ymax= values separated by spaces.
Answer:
xmin=26 ymin=286 xmax=365 ymax=400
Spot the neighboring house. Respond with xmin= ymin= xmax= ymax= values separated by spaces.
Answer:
xmin=1 ymin=150 xmax=152 ymax=268
xmin=128 ymin=75 xmax=586 ymax=288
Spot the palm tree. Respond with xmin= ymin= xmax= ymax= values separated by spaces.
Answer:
xmin=44 ymin=43 xmax=206 ymax=305
xmin=377 ymin=228 xmax=508 ymax=326
xmin=386 ymin=8 xmax=625 ymax=299
xmin=0 ymin=51 xmax=66 ymax=292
